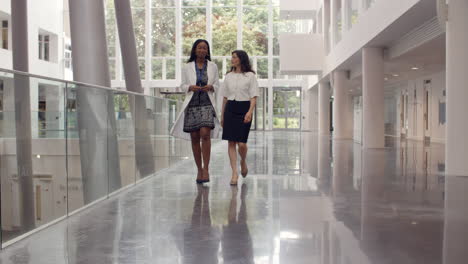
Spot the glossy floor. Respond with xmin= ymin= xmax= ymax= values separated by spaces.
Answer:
xmin=0 ymin=132 xmax=467 ymax=264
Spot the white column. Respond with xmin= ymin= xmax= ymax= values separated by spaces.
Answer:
xmin=319 ymin=81 xmax=331 ymax=135
xmin=330 ymin=0 xmax=338 ymax=45
xmin=69 ymin=0 xmax=121 ymax=202
xmin=443 ymin=176 xmax=468 ymax=263
xmin=362 ymin=47 xmax=384 ymax=148
xmin=446 ymin=0 xmax=468 ymax=177
xmin=11 ymin=0 xmax=36 ymax=231
xmin=323 ymin=0 xmax=330 ymax=53
xmin=333 ymin=71 xmax=352 ymax=139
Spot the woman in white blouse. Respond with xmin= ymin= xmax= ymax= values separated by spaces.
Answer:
xmin=221 ymin=50 xmax=259 ymax=186
xmin=170 ymin=39 xmax=221 ymax=184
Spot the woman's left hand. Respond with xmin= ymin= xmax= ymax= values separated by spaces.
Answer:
xmin=202 ymin=85 xmax=213 ymax=92
xmin=244 ymin=111 xmax=253 ymax=123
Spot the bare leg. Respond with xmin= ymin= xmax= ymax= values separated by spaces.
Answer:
xmin=228 ymin=141 xmax=239 ymax=185
xmin=190 ymin=131 xmax=202 ymax=180
xmin=238 ymin=142 xmax=248 ymax=176
xmin=200 ymin=127 xmax=211 ymax=180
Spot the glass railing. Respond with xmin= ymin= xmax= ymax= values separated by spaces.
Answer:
xmin=0 ymin=68 xmax=190 ymax=246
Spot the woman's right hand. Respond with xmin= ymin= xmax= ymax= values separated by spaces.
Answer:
xmin=189 ymin=85 xmax=200 ymax=92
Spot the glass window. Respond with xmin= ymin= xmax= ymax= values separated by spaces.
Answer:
xmin=273 ymin=7 xmax=296 ymax=56
xmin=349 ymin=0 xmax=359 ymax=27
xmin=38 ymin=34 xmax=50 ymax=61
xmin=152 ymin=0 xmax=175 ymax=7
xmin=131 ymin=0 xmax=145 ymax=7
xmin=133 ymin=8 xmax=146 ymax=57
xmin=1 ymin=20 xmax=8 ymax=50
xmin=212 ymin=0 xmax=237 ymax=6
xmin=139 ymin=59 xmax=146 ymax=80
xmin=212 ymin=58 xmax=224 ymax=79
xmin=105 ymin=1 xmax=116 ymax=58
xmin=257 ymin=58 xmax=268 ymax=79
xmin=243 ymin=7 xmax=268 ymax=56
xmin=273 ymin=57 xmax=283 ymax=79
xmin=109 ymin=58 xmax=116 ymax=80
xmin=152 ymin=8 xmax=176 ymax=56
xmin=182 ymin=8 xmax=207 ymax=56
xmin=152 ymin=59 xmax=163 ymax=80
xmin=166 ymin=58 xmax=176 ymax=79
xmin=183 ymin=0 xmax=206 ymax=7
xmin=212 ymin=7 xmax=237 ymax=56
xmin=243 ymin=0 xmax=269 ymax=5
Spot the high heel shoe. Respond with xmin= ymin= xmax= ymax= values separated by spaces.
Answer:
xmin=202 ymin=169 xmax=210 ymax=183
xmin=241 ymin=161 xmax=248 ymax=178
xmin=196 ymin=170 xmax=204 ymax=184
xmin=230 ymin=174 xmax=239 ymax=186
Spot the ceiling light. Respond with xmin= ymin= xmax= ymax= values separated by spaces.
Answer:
xmin=392 ymin=74 xmax=399 ymax=77
xmin=384 ymin=77 xmax=388 ymax=81
xmin=411 ymin=67 xmax=419 ymax=70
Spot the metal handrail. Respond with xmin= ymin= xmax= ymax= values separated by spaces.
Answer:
xmin=0 ymin=67 xmax=177 ymax=101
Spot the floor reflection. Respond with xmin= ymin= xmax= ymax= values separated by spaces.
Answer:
xmin=0 ymin=132 xmax=467 ymax=264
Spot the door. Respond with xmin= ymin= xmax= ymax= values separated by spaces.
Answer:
xmin=423 ymin=80 xmax=431 ymax=143
xmin=252 ymin=87 xmax=266 ymax=130
xmin=273 ymin=87 xmax=301 ymax=130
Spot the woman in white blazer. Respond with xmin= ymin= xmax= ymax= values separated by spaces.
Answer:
xmin=170 ymin=39 xmax=221 ymax=184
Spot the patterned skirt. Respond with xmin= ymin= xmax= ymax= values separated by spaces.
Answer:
xmin=183 ymin=92 xmax=215 ymax=133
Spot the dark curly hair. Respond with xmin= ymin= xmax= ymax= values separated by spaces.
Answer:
xmin=230 ymin=50 xmax=256 ymax=74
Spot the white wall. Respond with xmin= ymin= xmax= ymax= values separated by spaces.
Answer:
xmin=323 ymin=0 xmax=421 ymax=76
xmin=349 ymin=71 xmax=446 ymax=144
xmin=0 ymin=0 xmax=66 ymax=79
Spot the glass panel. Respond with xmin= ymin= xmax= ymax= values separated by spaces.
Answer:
xmin=273 ymin=8 xmax=298 ymax=55
xmin=66 ymin=84 xmax=112 ymax=212
xmin=349 ymin=0 xmax=359 ymax=27
xmin=212 ymin=57 xmax=224 ymax=79
xmin=1 ymin=74 xmax=67 ymax=244
xmin=254 ymin=87 xmax=265 ymax=130
xmin=273 ymin=57 xmax=283 ymax=79
xmin=273 ymin=88 xmax=301 ymax=129
xmin=273 ymin=89 xmax=286 ymax=129
xmin=152 ymin=8 xmax=176 ymax=57
xmin=212 ymin=0 xmax=237 ymax=6
xmin=183 ymin=0 xmax=206 ymax=6
xmin=243 ymin=7 xmax=268 ymax=56
xmin=135 ymin=95 xmax=157 ymax=180
xmin=285 ymin=89 xmax=301 ymax=129
xmin=166 ymin=58 xmax=176 ymax=79
xmin=131 ymin=0 xmax=146 ymax=7
xmin=152 ymin=59 xmax=163 ymax=80
xmin=243 ymin=0 xmax=269 ymax=5
xmin=182 ymin=8 xmax=207 ymax=56
xmin=145 ymin=97 xmax=171 ymax=175
xmin=257 ymin=58 xmax=268 ymax=79
xmin=105 ymin=5 xmax=116 ymax=58
xmin=139 ymin=59 xmax=146 ymax=80
xmin=133 ymin=8 xmax=146 ymax=57
xmin=113 ymin=92 xmax=136 ymax=189
xmin=152 ymin=0 xmax=175 ymax=7
xmin=212 ymin=7 xmax=237 ymax=56
xmin=109 ymin=58 xmax=116 ymax=80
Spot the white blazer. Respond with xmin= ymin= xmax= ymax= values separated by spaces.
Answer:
xmin=170 ymin=61 xmax=221 ymax=140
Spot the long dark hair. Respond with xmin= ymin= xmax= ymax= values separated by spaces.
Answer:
xmin=187 ymin=39 xmax=211 ymax=63
xmin=230 ymin=50 xmax=256 ymax=74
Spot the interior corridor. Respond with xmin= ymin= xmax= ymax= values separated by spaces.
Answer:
xmin=0 ymin=131 xmax=465 ymax=264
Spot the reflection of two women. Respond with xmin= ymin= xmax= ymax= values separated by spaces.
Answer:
xmin=222 ymin=184 xmax=254 ymax=264
xmin=175 ymin=185 xmax=253 ymax=263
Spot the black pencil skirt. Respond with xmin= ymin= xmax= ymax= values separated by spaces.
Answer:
xmin=222 ymin=100 xmax=252 ymax=143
